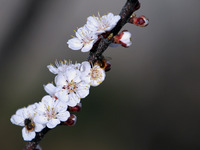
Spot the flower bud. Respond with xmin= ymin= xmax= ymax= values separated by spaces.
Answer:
xmin=129 ymin=15 xmax=149 ymax=27
xmin=63 ymin=114 xmax=77 ymax=126
xmin=68 ymin=103 xmax=82 ymax=112
xmin=113 ymin=30 xmax=132 ymax=48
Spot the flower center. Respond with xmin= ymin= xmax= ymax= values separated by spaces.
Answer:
xmin=91 ymin=67 xmax=102 ymax=80
xmin=79 ymin=29 xmax=92 ymax=45
xmin=46 ymin=107 xmax=57 ymax=119
xmin=63 ymin=80 xmax=77 ymax=94
xmin=24 ymin=118 xmax=35 ymax=132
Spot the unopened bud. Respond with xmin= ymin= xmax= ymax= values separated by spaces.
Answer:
xmin=63 ymin=114 xmax=77 ymax=126
xmin=129 ymin=15 xmax=149 ymax=27
xmin=113 ymin=30 xmax=132 ymax=48
xmin=68 ymin=103 xmax=82 ymax=112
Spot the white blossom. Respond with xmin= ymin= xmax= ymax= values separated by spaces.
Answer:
xmin=54 ymin=67 xmax=90 ymax=106
xmin=44 ymin=83 xmax=56 ymax=97
xmin=86 ymin=12 xmax=121 ymax=34
xmin=67 ymin=26 xmax=98 ymax=52
xmin=81 ymin=62 xmax=106 ymax=87
xmin=10 ymin=103 xmax=45 ymax=141
xmin=44 ymin=61 xmax=91 ymax=106
xmin=34 ymin=95 xmax=70 ymax=129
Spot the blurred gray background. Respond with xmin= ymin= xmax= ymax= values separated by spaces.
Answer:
xmin=1 ymin=0 xmax=200 ymax=149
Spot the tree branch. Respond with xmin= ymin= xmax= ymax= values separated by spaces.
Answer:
xmin=23 ymin=0 xmax=140 ymax=149
xmin=87 ymin=0 xmax=140 ymax=63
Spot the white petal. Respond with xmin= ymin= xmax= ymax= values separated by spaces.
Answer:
xmin=81 ymin=42 xmax=94 ymax=52
xmin=78 ymin=82 xmax=90 ymax=88
xmin=73 ymin=75 xmax=81 ymax=83
xmin=41 ymin=95 xmax=54 ymax=108
xmin=68 ymin=93 xmax=80 ymax=107
xmin=55 ymin=74 xmax=66 ymax=86
xmin=80 ymin=61 xmax=91 ymax=74
xmin=34 ymin=115 xmax=48 ymax=125
xmin=47 ymin=119 xmax=60 ymax=129
xmin=34 ymin=123 xmax=45 ymax=132
xmin=47 ymin=65 xmax=58 ymax=74
xmin=55 ymin=101 xmax=68 ymax=112
xmin=22 ymin=127 xmax=36 ymax=141
xmin=65 ymin=69 xmax=77 ymax=82
xmin=67 ymin=37 xmax=83 ymax=50
xmin=76 ymin=27 xmax=84 ymax=39
xmin=27 ymin=103 xmax=37 ymax=110
xmin=86 ymin=23 xmax=97 ymax=32
xmin=22 ymin=109 xmax=29 ymax=119
xmin=57 ymin=111 xmax=70 ymax=122
xmin=10 ymin=115 xmax=24 ymax=126
xmin=81 ymin=76 xmax=91 ymax=84
xmin=87 ymin=16 xmax=99 ymax=27
xmin=90 ymin=80 xmax=100 ymax=87
xmin=16 ymin=108 xmax=25 ymax=116
xmin=44 ymin=83 xmax=56 ymax=96
xmin=55 ymin=90 xmax=69 ymax=103
xmin=35 ymin=102 xmax=46 ymax=114
xmin=77 ymin=82 xmax=90 ymax=98
xmin=77 ymin=88 xmax=89 ymax=99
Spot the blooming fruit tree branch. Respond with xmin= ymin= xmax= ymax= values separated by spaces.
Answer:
xmin=10 ymin=0 xmax=148 ymax=150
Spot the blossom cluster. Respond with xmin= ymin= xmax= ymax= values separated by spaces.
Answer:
xmin=10 ymin=60 xmax=106 ymax=141
xmin=67 ymin=12 xmax=132 ymax=52
xmin=10 ymin=11 xmax=139 ymax=143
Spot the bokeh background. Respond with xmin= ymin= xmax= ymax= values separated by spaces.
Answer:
xmin=1 ymin=0 xmax=200 ymax=149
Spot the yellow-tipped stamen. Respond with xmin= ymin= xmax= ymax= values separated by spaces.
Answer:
xmin=107 ymin=33 xmax=113 ymax=40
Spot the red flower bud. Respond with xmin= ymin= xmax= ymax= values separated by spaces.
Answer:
xmin=68 ymin=103 xmax=82 ymax=112
xmin=113 ymin=30 xmax=132 ymax=48
xmin=63 ymin=114 xmax=77 ymax=126
xmin=129 ymin=15 xmax=149 ymax=27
